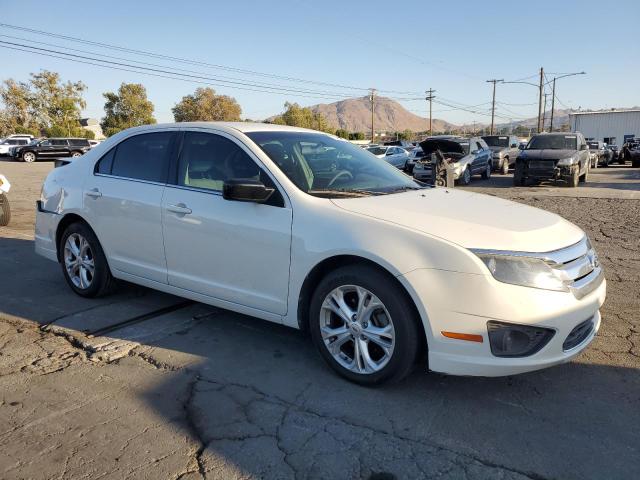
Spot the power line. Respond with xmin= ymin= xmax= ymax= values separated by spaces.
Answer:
xmin=0 ymin=40 xmax=365 ymax=100
xmin=0 ymin=23 xmax=421 ymax=96
xmin=0 ymin=42 xmax=354 ymax=101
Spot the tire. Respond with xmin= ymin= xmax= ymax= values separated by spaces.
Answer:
xmin=633 ymin=158 xmax=640 ymax=168
xmin=513 ymin=163 xmax=525 ymax=186
xmin=458 ymin=167 xmax=471 ymax=185
xmin=309 ymin=265 xmax=421 ymax=386
xmin=579 ymin=163 xmax=589 ymax=183
xmin=0 ymin=193 xmax=10 ymax=226
xmin=71 ymin=151 xmax=83 ymax=158
xmin=565 ymin=167 xmax=579 ymax=188
xmin=501 ymin=158 xmax=510 ymax=175
xmin=59 ymin=222 xmax=116 ymax=298
xmin=481 ymin=162 xmax=491 ymax=179
xmin=22 ymin=151 xmax=36 ymax=163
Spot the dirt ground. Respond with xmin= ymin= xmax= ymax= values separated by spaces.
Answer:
xmin=0 ymin=159 xmax=638 ymax=480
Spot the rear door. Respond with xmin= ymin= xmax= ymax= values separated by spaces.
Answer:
xmin=50 ymin=139 xmax=70 ymax=157
xmin=161 ymin=129 xmax=293 ymax=315
xmin=85 ymin=130 xmax=177 ymax=283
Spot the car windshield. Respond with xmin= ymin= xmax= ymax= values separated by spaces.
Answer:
xmin=527 ymin=135 xmax=577 ymax=150
xmin=246 ymin=131 xmax=425 ymax=198
xmin=366 ymin=146 xmax=387 ymax=155
xmin=482 ymin=136 xmax=509 ymax=147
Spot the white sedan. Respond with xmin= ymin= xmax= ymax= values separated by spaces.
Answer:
xmin=35 ymin=123 xmax=606 ymax=385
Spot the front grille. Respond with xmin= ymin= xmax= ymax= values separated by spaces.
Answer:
xmin=528 ymin=160 xmax=556 ymax=169
xmin=563 ymin=318 xmax=595 ymax=351
xmin=540 ymin=237 xmax=604 ymax=300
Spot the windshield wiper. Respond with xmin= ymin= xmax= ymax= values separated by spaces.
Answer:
xmin=308 ymin=189 xmax=384 ymax=197
xmin=388 ymin=185 xmax=428 ymax=193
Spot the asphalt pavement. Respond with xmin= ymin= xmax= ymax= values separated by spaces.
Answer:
xmin=0 ymin=159 xmax=638 ymax=479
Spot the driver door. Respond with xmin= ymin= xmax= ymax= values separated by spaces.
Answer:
xmin=161 ymin=130 xmax=293 ymax=316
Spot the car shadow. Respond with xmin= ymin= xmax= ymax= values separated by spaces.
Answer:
xmin=0 ymin=236 xmax=638 ymax=479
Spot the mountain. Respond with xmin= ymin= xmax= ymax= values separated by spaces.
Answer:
xmin=306 ymin=96 xmax=456 ymax=133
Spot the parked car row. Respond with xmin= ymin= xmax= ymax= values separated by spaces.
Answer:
xmin=4 ymin=137 xmax=93 ymax=162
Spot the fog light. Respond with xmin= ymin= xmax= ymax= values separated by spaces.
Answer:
xmin=487 ymin=321 xmax=555 ymax=358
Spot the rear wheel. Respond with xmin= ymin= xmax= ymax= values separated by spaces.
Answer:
xmin=71 ymin=151 xmax=83 ymax=158
xmin=59 ymin=222 xmax=116 ymax=297
xmin=22 ymin=151 xmax=36 ymax=163
xmin=309 ymin=265 xmax=421 ymax=385
xmin=0 ymin=193 xmax=10 ymax=226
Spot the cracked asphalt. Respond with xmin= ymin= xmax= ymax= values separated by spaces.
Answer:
xmin=0 ymin=160 xmax=638 ymax=479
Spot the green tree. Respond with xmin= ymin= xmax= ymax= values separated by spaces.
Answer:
xmin=271 ymin=102 xmax=333 ymax=133
xmin=335 ymin=128 xmax=349 ymax=139
xmin=398 ymin=129 xmax=413 ymax=141
xmin=101 ymin=83 xmax=156 ymax=137
xmin=172 ymin=87 xmax=241 ymax=122
xmin=349 ymin=132 xmax=365 ymax=140
xmin=0 ymin=71 xmax=87 ymax=137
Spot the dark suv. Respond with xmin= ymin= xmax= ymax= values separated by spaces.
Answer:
xmin=16 ymin=138 xmax=91 ymax=163
xmin=514 ymin=132 xmax=589 ymax=188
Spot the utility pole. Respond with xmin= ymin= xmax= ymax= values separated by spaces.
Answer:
xmin=425 ymin=88 xmax=436 ymax=136
xmin=368 ymin=88 xmax=376 ymax=142
xmin=542 ymin=92 xmax=549 ymax=132
xmin=550 ymin=77 xmax=556 ymax=132
xmin=537 ymin=67 xmax=544 ymax=133
xmin=486 ymin=79 xmax=503 ymax=135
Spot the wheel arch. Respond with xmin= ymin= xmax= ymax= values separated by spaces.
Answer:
xmin=296 ymin=254 xmax=428 ymax=358
xmin=55 ymin=213 xmax=98 ymax=262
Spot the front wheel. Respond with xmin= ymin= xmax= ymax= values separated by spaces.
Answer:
xmin=59 ymin=222 xmax=116 ymax=297
xmin=501 ymin=158 xmax=510 ymax=175
xmin=481 ymin=163 xmax=491 ymax=179
xmin=513 ymin=163 xmax=525 ymax=186
xmin=458 ymin=167 xmax=472 ymax=185
xmin=22 ymin=151 xmax=36 ymax=163
xmin=565 ymin=167 xmax=579 ymax=188
xmin=0 ymin=193 xmax=10 ymax=226
xmin=309 ymin=265 xmax=421 ymax=385
xmin=579 ymin=163 xmax=589 ymax=183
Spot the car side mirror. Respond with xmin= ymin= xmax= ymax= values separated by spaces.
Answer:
xmin=510 ymin=143 xmax=518 ymax=148
xmin=580 ymin=144 xmax=588 ymax=150
xmin=471 ymin=149 xmax=479 ymax=155
xmin=223 ymin=179 xmax=274 ymax=203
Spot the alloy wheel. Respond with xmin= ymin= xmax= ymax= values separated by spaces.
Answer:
xmin=63 ymin=233 xmax=95 ymax=289
xmin=23 ymin=152 xmax=35 ymax=163
xmin=320 ymin=285 xmax=395 ymax=374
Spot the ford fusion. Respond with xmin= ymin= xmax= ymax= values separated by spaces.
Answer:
xmin=35 ymin=123 xmax=606 ymax=385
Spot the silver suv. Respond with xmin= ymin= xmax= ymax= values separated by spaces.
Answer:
xmin=481 ymin=135 xmax=520 ymax=174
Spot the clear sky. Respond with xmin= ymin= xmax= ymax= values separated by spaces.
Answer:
xmin=1 ymin=0 xmax=637 ymax=126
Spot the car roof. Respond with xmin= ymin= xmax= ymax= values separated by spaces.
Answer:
xmin=127 ymin=121 xmax=320 ymax=135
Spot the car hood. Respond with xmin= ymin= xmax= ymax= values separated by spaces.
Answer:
xmin=488 ymin=146 xmax=508 ymax=153
xmin=331 ymin=188 xmax=584 ymax=252
xmin=519 ymin=149 xmax=577 ymax=160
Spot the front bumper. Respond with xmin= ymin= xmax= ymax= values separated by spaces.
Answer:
xmin=399 ymin=267 xmax=606 ymax=377
xmin=520 ymin=161 xmax=577 ymax=181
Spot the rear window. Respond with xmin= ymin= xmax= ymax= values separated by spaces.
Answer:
xmin=109 ymin=132 xmax=174 ymax=183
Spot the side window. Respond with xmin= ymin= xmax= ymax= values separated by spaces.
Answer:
xmin=177 ymin=131 xmax=284 ymax=206
xmin=95 ymin=148 xmax=116 ymax=175
xmin=51 ymin=139 xmax=68 ymax=146
xmin=110 ymin=132 xmax=173 ymax=183
xmin=40 ymin=140 xmax=51 ymax=146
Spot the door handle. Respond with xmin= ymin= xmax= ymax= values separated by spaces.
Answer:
xmin=85 ymin=188 xmax=102 ymax=198
xmin=167 ymin=203 xmax=192 ymax=215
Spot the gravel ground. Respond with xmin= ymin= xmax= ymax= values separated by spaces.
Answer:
xmin=0 ymin=160 xmax=638 ymax=480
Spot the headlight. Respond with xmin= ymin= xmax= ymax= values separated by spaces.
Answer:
xmin=473 ymin=252 xmax=569 ymax=292
xmin=557 ymin=156 xmax=577 ymax=166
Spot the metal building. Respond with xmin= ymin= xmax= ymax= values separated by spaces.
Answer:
xmin=569 ymin=110 xmax=640 ymax=145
